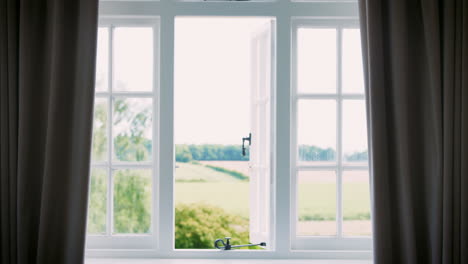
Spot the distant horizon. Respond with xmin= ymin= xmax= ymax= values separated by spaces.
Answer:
xmin=174 ymin=17 xmax=367 ymax=155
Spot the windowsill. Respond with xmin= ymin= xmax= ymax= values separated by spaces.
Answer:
xmin=86 ymin=259 xmax=372 ymax=264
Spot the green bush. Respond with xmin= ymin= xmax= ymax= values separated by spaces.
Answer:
xmin=175 ymin=203 xmax=250 ymax=249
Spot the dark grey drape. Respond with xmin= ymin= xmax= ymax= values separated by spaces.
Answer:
xmin=1 ymin=0 xmax=99 ymax=263
xmin=359 ymin=0 xmax=468 ymax=263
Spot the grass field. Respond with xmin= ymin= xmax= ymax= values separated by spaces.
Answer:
xmin=175 ymin=161 xmax=371 ymax=222
xmin=175 ymin=181 xmax=370 ymax=221
xmin=175 ymin=162 xmax=241 ymax=182
xmin=175 ymin=182 xmax=250 ymax=217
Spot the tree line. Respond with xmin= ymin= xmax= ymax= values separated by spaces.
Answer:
xmin=176 ymin=144 xmax=368 ymax=162
xmin=175 ymin=144 xmax=249 ymax=162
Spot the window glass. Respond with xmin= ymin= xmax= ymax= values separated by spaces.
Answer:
xmin=87 ymin=168 xmax=108 ymax=234
xmin=297 ymin=170 xmax=336 ymax=236
xmin=87 ymin=24 xmax=156 ymax=238
xmin=114 ymin=27 xmax=153 ymax=92
xmin=92 ymin=98 xmax=108 ymax=162
xmin=343 ymin=170 xmax=371 ymax=236
xmin=297 ymin=100 xmax=336 ymax=164
xmin=95 ymin=28 xmax=109 ymax=92
xmin=113 ymin=169 xmax=152 ymax=234
xmin=297 ymin=28 xmax=336 ymax=94
xmin=342 ymin=29 xmax=365 ymax=93
xmin=342 ymin=100 xmax=368 ymax=164
xmin=113 ymin=98 xmax=153 ymax=162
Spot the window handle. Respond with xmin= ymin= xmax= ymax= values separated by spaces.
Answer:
xmin=214 ymin=237 xmax=266 ymax=250
xmin=242 ymin=133 xmax=252 ymax=156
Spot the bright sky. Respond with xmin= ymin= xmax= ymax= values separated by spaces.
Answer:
xmin=174 ymin=17 xmax=269 ymax=145
xmin=174 ymin=17 xmax=367 ymax=154
xmin=95 ymin=18 xmax=368 ymax=154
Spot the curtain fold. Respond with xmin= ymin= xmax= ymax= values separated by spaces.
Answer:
xmin=1 ymin=0 xmax=99 ymax=263
xmin=359 ymin=0 xmax=468 ymax=263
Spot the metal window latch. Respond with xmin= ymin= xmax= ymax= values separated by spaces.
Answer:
xmin=242 ymin=133 xmax=252 ymax=156
xmin=214 ymin=237 xmax=266 ymax=250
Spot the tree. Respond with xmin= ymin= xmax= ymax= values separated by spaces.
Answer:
xmin=175 ymin=203 xmax=250 ymax=249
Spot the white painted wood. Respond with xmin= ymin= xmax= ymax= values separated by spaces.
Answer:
xmin=289 ymin=18 xmax=370 ymax=251
xmin=86 ymin=0 xmax=372 ymax=260
xmin=87 ymin=258 xmax=371 ymax=264
xmin=249 ymin=20 xmax=274 ymax=248
xmin=87 ymin=16 xmax=160 ymax=250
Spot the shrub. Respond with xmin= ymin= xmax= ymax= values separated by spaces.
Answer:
xmin=175 ymin=203 xmax=250 ymax=249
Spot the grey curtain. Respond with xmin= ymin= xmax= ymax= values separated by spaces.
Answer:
xmin=0 ymin=0 xmax=99 ymax=263
xmin=359 ymin=0 xmax=468 ymax=263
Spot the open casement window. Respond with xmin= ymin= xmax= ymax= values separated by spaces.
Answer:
xmin=249 ymin=20 xmax=275 ymax=248
xmin=87 ymin=0 xmax=371 ymax=259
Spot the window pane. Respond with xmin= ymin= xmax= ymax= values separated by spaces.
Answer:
xmin=95 ymin=28 xmax=109 ymax=92
xmin=113 ymin=98 xmax=152 ymax=162
xmin=113 ymin=27 xmax=153 ymax=92
xmin=297 ymin=100 xmax=336 ymax=164
xmin=297 ymin=170 xmax=336 ymax=236
xmin=113 ymin=169 xmax=152 ymax=234
xmin=343 ymin=100 xmax=368 ymax=164
xmin=91 ymin=98 xmax=108 ymax=162
xmin=342 ymin=29 xmax=364 ymax=93
xmin=343 ymin=170 xmax=371 ymax=236
xmin=87 ymin=168 xmax=107 ymax=234
xmin=297 ymin=28 xmax=336 ymax=94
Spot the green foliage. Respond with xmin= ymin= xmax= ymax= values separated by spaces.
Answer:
xmin=175 ymin=179 xmax=207 ymax=183
xmin=91 ymin=100 xmax=108 ymax=161
xmin=299 ymin=145 xmax=368 ymax=163
xmin=88 ymin=97 xmax=371 ymax=240
xmin=113 ymin=98 xmax=152 ymax=162
xmin=87 ymin=169 xmax=107 ymax=233
xmin=343 ymin=212 xmax=371 ymax=221
xmin=175 ymin=144 xmax=193 ymax=162
xmin=204 ymin=164 xmax=248 ymax=181
xmin=175 ymin=144 xmax=249 ymax=162
xmin=298 ymin=145 xmax=336 ymax=161
xmin=113 ymin=169 xmax=152 ymax=233
xmin=114 ymin=135 xmax=152 ymax=161
xmin=345 ymin=150 xmax=368 ymax=161
xmin=175 ymin=203 xmax=250 ymax=249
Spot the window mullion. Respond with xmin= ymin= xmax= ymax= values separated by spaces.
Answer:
xmin=106 ymin=24 xmax=114 ymax=237
xmin=275 ymin=14 xmax=292 ymax=254
xmin=158 ymin=13 xmax=175 ymax=253
xmin=336 ymin=27 xmax=343 ymax=238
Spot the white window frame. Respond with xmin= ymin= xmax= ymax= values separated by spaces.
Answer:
xmin=290 ymin=18 xmax=371 ymax=251
xmin=87 ymin=17 xmax=160 ymax=250
xmin=86 ymin=0 xmax=372 ymax=260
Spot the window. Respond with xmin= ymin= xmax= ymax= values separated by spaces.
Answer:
xmin=87 ymin=18 xmax=159 ymax=249
xmin=86 ymin=0 xmax=370 ymax=259
xmin=291 ymin=19 xmax=370 ymax=250
xmin=174 ymin=17 xmax=274 ymax=250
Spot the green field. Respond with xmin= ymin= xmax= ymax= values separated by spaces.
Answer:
xmin=87 ymin=160 xmax=371 ymax=240
xmin=175 ymin=162 xmax=371 ymax=221
xmin=175 ymin=162 xmax=242 ymax=182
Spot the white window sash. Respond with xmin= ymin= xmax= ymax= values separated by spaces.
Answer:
xmin=86 ymin=0 xmax=372 ymax=259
